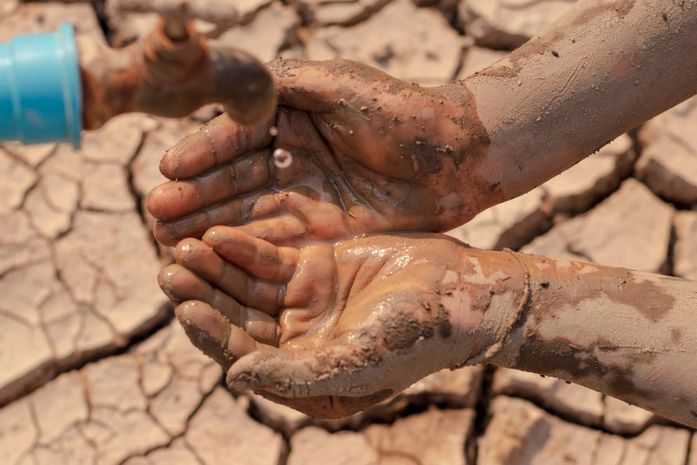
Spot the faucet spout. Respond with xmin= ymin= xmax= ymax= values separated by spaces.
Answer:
xmin=79 ymin=17 xmax=276 ymax=130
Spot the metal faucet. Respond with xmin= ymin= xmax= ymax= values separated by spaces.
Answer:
xmin=0 ymin=0 xmax=276 ymax=147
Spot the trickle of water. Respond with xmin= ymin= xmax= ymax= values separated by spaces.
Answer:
xmin=272 ymin=148 xmax=293 ymax=169
xmin=269 ymin=126 xmax=279 ymax=137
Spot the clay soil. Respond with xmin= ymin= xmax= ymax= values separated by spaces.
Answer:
xmin=1 ymin=1 xmax=696 ymax=464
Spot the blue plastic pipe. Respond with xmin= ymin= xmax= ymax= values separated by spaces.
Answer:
xmin=0 ymin=23 xmax=83 ymax=148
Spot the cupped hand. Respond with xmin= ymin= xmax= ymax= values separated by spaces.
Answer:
xmin=158 ymin=228 xmax=522 ymax=418
xmin=147 ymin=58 xmax=498 ymax=247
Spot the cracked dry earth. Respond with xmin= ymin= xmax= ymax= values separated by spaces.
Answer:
xmin=2 ymin=1 xmax=697 ymax=464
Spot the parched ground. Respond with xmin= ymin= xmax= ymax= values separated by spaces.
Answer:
xmin=1 ymin=0 xmax=696 ymax=464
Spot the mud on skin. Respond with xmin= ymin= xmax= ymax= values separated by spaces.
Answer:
xmin=158 ymin=230 xmax=526 ymax=418
xmin=493 ymin=255 xmax=697 ymax=429
xmin=146 ymin=58 xmax=502 ymax=247
xmin=465 ymin=0 xmax=697 ymax=200
xmin=160 ymin=227 xmax=697 ymax=425
xmin=145 ymin=0 xmax=697 ymax=425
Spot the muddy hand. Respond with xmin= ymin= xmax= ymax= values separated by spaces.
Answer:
xmin=161 ymin=227 xmax=697 ymax=426
xmin=151 ymin=0 xmax=697 ymax=245
xmin=147 ymin=58 xmax=500 ymax=247
xmin=157 ymin=229 xmax=524 ymax=418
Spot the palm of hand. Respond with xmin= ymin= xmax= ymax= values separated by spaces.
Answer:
xmin=159 ymin=230 xmax=468 ymax=418
xmin=147 ymin=59 xmax=493 ymax=247
xmin=277 ymin=234 xmax=457 ymax=351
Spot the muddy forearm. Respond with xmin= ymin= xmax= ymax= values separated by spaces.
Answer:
xmin=463 ymin=0 xmax=697 ymax=201
xmin=488 ymin=253 xmax=697 ymax=428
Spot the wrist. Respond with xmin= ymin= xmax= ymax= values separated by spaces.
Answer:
xmin=443 ymin=247 xmax=528 ymax=369
xmin=430 ymin=83 xmax=507 ymax=227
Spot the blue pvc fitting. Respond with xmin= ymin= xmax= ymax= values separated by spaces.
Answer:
xmin=0 ymin=23 xmax=83 ymax=148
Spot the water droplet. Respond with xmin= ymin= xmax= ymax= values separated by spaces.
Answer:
xmin=269 ymin=126 xmax=279 ymax=137
xmin=272 ymin=148 xmax=293 ymax=169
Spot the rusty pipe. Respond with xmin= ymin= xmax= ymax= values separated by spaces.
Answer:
xmin=78 ymin=18 xmax=276 ymax=130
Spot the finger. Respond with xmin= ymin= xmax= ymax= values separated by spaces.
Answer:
xmin=159 ymin=263 xmax=214 ymax=303
xmin=269 ymin=58 xmax=394 ymax=112
xmin=175 ymin=238 xmax=285 ymax=315
xmin=153 ymin=212 xmax=306 ymax=248
xmin=281 ymin=192 xmax=352 ymax=239
xmin=147 ymin=150 xmax=271 ymax=221
xmin=160 ymin=265 xmax=279 ymax=344
xmin=159 ymin=114 xmax=272 ymax=180
xmin=153 ymin=193 xmax=261 ymax=246
xmin=227 ymin=339 xmax=383 ymax=398
xmin=175 ymin=300 xmax=259 ymax=371
xmin=202 ymin=226 xmax=300 ymax=282
xmin=235 ymin=217 xmax=308 ymax=247
xmin=279 ymin=243 xmax=336 ymax=317
xmin=244 ymin=190 xmax=347 ymax=241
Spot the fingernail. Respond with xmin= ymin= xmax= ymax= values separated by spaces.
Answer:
xmin=175 ymin=239 xmax=197 ymax=265
xmin=202 ymin=228 xmax=219 ymax=245
xmin=157 ymin=268 xmax=177 ymax=300
xmin=229 ymin=380 xmax=249 ymax=392
xmin=227 ymin=375 xmax=249 ymax=392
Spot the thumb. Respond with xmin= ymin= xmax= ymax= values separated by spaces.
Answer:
xmin=268 ymin=57 xmax=391 ymax=112
xmin=226 ymin=338 xmax=385 ymax=398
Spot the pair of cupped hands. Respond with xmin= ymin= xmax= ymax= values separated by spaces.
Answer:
xmin=148 ymin=58 xmax=503 ymax=418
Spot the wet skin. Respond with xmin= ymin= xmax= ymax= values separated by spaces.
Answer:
xmin=159 ymin=227 xmax=697 ymax=426
xmin=145 ymin=1 xmax=697 ymax=424
xmin=158 ymin=229 xmax=522 ymax=418
xmin=147 ymin=58 xmax=498 ymax=247
xmin=146 ymin=58 xmax=512 ymax=418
